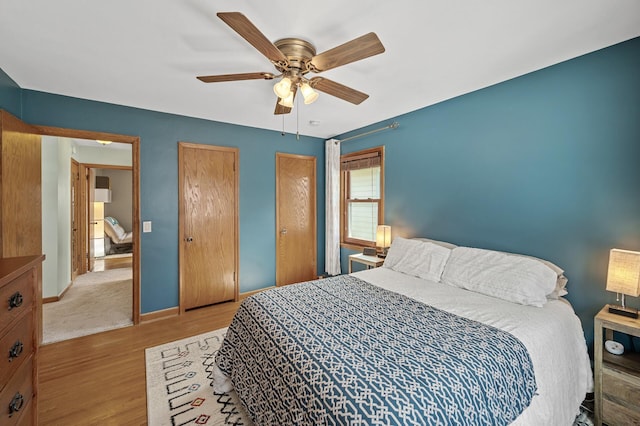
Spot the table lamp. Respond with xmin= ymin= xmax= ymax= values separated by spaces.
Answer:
xmin=606 ymin=248 xmax=640 ymax=318
xmin=376 ymin=225 xmax=392 ymax=257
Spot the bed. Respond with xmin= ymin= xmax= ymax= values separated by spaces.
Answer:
xmin=214 ymin=237 xmax=593 ymax=425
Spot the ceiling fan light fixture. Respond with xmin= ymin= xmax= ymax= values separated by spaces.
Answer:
xmin=300 ymin=83 xmax=319 ymax=105
xmin=200 ymin=13 xmax=386 ymax=115
xmin=273 ymin=77 xmax=292 ymax=99
xmin=278 ymin=91 xmax=295 ymax=108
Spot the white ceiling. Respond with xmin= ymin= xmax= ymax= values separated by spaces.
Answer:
xmin=2 ymin=1 xmax=639 ymax=139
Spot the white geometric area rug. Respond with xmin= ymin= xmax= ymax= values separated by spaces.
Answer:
xmin=145 ymin=328 xmax=252 ymax=426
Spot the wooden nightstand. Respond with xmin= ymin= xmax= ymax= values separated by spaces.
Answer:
xmin=348 ymin=253 xmax=384 ymax=273
xmin=594 ymin=305 xmax=640 ymax=425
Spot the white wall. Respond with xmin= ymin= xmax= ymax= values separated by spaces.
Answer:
xmin=75 ymin=144 xmax=131 ymax=166
xmin=41 ymin=137 xmax=59 ymax=298
xmin=41 ymin=136 xmax=72 ymax=298
xmin=56 ymin=139 xmax=72 ymax=295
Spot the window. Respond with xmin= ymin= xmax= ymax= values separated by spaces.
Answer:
xmin=340 ymin=146 xmax=384 ymax=248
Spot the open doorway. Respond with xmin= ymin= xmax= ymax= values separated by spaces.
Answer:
xmin=86 ymin=164 xmax=134 ymax=273
xmin=40 ymin=133 xmax=139 ymax=344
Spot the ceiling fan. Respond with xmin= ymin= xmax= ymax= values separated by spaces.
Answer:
xmin=197 ymin=12 xmax=386 ymax=115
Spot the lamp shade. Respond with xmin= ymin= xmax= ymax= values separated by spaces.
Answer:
xmin=273 ymin=77 xmax=292 ymax=99
xmin=300 ymin=83 xmax=319 ymax=104
xmin=94 ymin=188 xmax=112 ymax=203
xmin=278 ymin=91 xmax=294 ymax=108
xmin=606 ymin=249 xmax=640 ymax=297
xmin=376 ymin=225 xmax=392 ymax=248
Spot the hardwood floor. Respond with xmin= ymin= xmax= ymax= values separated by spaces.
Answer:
xmin=38 ymin=301 xmax=241 ymax=425
xmin=93 ymin=254 xmax=133 ymax=272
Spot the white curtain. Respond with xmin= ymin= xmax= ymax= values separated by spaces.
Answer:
xmin=325 ymin=138 xmax=341 ymax=276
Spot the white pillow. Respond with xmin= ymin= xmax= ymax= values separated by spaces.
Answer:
xmin=491 ymin=250 xmax=568 ymax=299
xmin=514 ymin=254 xmax=568 ymax=299
xmin=412 ymin=237 xmax=457 ymax=250
xmin=441 ymin=247 xmax=558 ymax=307
xmin=383 ymin=237 xmax=451 ymax=282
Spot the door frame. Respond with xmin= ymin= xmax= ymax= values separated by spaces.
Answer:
xmin=178 ymin=142 xmax=240 ymax=314
xmin=275 ymin=152 xmax=317 ymax=286
xmin=37 ymin=125 xmax=141 ymax=325
xmin=70 ymin=158 xmax=81 ymax=281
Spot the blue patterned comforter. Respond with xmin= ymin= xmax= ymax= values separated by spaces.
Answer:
xmin=216 ymin=275 xmax=536 ymax=425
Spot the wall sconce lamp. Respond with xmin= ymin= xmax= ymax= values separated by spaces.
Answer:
xmin=376 ymin=225 xmax=392 ymax=257
xmin=606 ymin=248 xmax=640 ymax=318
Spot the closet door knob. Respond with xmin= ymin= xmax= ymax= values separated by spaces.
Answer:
xmin=185 ymin=237 xmax=194 ymax=242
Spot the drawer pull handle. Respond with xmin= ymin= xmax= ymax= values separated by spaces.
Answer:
xmin=8 ymin=392 xmax=24 ymax=417
xmin=8 ymin=340 xmax=23 ymax=361
xmin=8 ymin=292 xmax=23 ymax=310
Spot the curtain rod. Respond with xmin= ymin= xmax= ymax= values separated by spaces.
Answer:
xmin=334 ymin=121 xmax=399 ymax=144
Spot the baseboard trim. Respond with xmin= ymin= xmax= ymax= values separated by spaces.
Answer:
xmin=140 ymin=307 xmax=179 ymax=323
xmin=239 ymin=286 xmax=275 ymax=301
xmin=43 ymin=281 xmax=73 ymax=304
xmin=141 ymin=288 xmax=273 ymax=320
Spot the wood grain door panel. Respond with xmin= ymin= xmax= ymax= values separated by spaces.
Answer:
xmin=276 ymin=153 xmax=317 ymax=286
xmin=179 ymin=143 xmax=238 ymax=311
xmin=0 ymin=111 xmax=42 ymax=257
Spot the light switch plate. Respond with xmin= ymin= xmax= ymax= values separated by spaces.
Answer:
xmin=143 ymin=221 xmax=152 ymax=233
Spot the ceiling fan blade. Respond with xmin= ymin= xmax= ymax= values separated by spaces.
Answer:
xmin=310 ymin=32 xmax=385 ymax=72
xmin=310 ymin=77 xmax=369 ymax=105
xmin=217 ymin=12 xmax=288 ymax=64
xmin=197 ymin=72 xmax=274 ymax=83
xmin=274 ymin=100 xmax=291 ymax=115
xmin=274 ymin=87 xmax=297 ymax=115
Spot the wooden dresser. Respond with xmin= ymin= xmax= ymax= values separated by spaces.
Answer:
xmin=0 ymin=255 xmax=44 ymax=426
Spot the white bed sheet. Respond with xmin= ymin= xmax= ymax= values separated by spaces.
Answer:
xmin=352 ymin=267 xmax=593 ymax=426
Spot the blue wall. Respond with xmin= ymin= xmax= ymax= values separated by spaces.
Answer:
xmin=0 ymin=68 xmax=22 ymax=118
xmin=6 ymin=89 xmax=325 ymax=313
xmin=340 ymin=37 xmax=640 ymax=349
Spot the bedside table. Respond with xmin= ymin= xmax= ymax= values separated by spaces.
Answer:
xmin=348 ymin=253 xmax=384 ymax=273
xmin=594 ymin=304 xmax=640 ymax=426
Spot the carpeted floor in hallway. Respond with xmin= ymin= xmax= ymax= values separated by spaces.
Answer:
xmin=42 ymin=267 xmax=133 ymax=344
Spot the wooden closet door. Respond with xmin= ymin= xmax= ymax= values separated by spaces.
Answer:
xmin=276 ymin=153 xmax=317 ymax=286
xmin=179 ymin=142 xmax=238 ymax=311
xmin=0 ymin=110 xmax=42 ymax=257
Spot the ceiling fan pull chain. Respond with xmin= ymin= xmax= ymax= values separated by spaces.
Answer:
xmin=296 ymin=94 xmax=300 ymax=140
